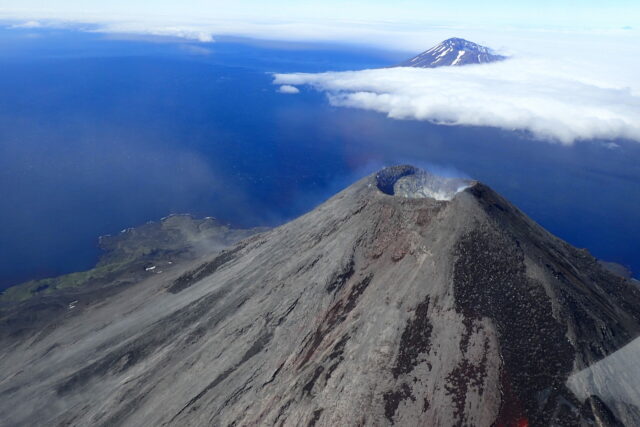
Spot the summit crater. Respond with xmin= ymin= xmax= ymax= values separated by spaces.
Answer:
xmin=375 ymin=165 xmax=474 ymax=200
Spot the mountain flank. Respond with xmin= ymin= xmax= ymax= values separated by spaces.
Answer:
xmin=1 ymin=166 xmax=639 ymax=426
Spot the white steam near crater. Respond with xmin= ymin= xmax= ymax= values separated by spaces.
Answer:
xmin=274 ymin=51 xmax=640 ymax=144
xmin=375 ymin=166 xmax=472 ymax=201
xmin=394 ymin=172 xmax=473 ymax=201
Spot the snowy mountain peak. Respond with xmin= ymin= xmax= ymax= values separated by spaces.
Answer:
xmin=398 ymin=38 xmax=506 ymax=68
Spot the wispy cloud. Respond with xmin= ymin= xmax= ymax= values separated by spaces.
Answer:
xmin=179 ymin=44 xmax=213 ymax=56
xmin=9 ymin=20 xmax=42 ymax=29
xmin=274 ymin=42 xmax=640 ymax=144
xmin=96 ymin=21 xmax=215 ymax=42
xmin=4 ymin=19 xmax=216 ymax=42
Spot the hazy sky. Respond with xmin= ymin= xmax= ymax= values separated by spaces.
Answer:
xmin=1 ymin=0 xmax=637 ymax=53
xmin=1 ymin=0 xmax=637 ymax=30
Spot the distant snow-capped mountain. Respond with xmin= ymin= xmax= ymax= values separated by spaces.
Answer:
xmin=398 ymin=38 xmax=506 ymax=68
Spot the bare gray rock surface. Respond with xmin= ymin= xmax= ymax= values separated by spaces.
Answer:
xmin=1 ymin=166 xmax=639 ymax=426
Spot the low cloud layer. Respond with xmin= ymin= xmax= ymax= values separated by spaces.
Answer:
xmin=275 ymin=54 xmax=640 ymax=144
xmin=278 ymin=85 xmax=300 ymax=94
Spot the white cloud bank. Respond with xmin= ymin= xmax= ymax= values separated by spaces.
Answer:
xmin=274 ymin=50 xmax=640 ymax=144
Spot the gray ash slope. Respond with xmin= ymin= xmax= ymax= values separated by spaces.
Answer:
xmin=398 ymin=38 xmax=506 ymax=68
xmin=2 ymin=166 xmax=640 ymax=426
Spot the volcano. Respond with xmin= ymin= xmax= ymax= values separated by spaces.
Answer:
xmin=1 ymin=165 xmax=639 ymax=426
xmin=398 ymin=38 xmax=507 ymax=68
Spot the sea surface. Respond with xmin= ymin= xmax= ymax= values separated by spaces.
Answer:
xmin=0 ymin=27 xmax=638 ymax=289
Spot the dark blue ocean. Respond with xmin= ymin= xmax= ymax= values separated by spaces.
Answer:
xmin=0 ymin=27 xmax=638 ymax=289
